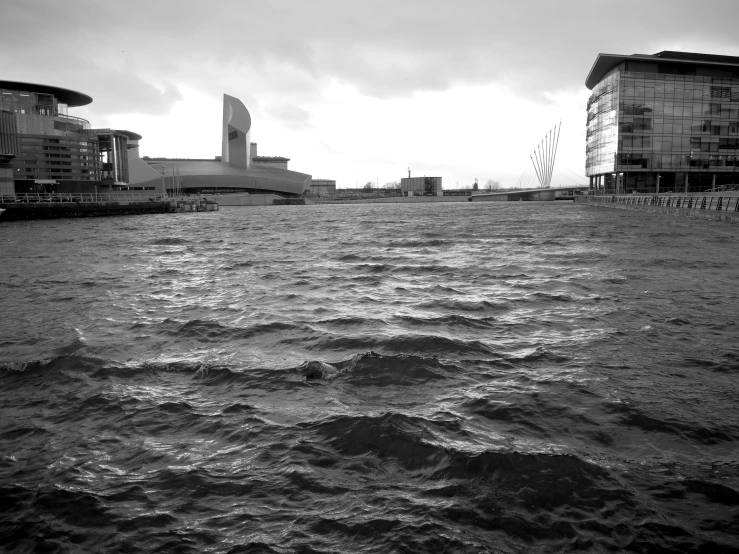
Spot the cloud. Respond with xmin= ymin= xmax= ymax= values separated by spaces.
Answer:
xmin=4 ymin=0 xmax=739 ymax=108
xmin=265 ymin=103 xmax=313 ymax=129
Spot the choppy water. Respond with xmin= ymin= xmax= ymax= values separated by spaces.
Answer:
xmin=1 ymin=202 xmax=738 ymax=553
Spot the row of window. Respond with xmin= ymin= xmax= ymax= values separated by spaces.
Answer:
xmin=622 ymin=103 xmax=739 ymax=118
xmin=620 ymin=71 xmax=739 ymax=85
xmin=620 ymin=136 xmax=739 ymax=151
xmin=620 ymin=87 xmax=739 ymax=101
xmin=614 ymin=154 xmax=739 ymax=169
xmin=16 ymin=156 xmax=96 ymax=163
xmin=20 ymin=137 xmax=96 ymax=146
xmin=588 ymin=74 xmax=739 ymax=113
xmin=22 ymin=168 xmax=94 ymax=174
xmin=0 ymin=91 xmax=57 ymax=117
xmin=619 ymin=122 xmax=739 ymax=134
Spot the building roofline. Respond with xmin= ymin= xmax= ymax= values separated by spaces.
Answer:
xmin=92 ymin=128 xmax=143 ymax=141
xmin=585 ymin=51 xmax=739 ymax=90
xmin=0 ymin=80 xmax=93 ymax=107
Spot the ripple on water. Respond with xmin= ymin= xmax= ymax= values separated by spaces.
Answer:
xmin=0 ymin=203 xmax=738 ymax=552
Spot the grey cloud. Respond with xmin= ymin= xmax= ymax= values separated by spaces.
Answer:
xmin=3 ymin=0 xmax=739 ymax=110
xmin=265 ymin=103 xmax=313 ymax=129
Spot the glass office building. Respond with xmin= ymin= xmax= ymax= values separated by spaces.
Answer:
xmin=585 ymin=51 xmax=739 ymax=194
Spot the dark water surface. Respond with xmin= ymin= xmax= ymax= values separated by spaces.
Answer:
xmin=1 ymin=203 xmax=738 ymax=553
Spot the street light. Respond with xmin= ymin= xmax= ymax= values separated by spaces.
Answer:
xmin=154 ymin=164 xmax=167 ymax=198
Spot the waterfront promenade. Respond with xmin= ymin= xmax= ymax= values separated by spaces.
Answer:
xmin=0 ymin=193 xmax=218 ymax=220
xmin=576 ymin=192 xmax=739 ymax=223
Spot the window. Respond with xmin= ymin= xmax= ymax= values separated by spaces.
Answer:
xmin=711 ymin=86 xmax=731 ymax=99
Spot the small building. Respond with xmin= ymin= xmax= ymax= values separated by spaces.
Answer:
xmin=252 ymin=156 xmax=289 ymax=170
xmin=400 ymin=176 xmax=442 ymax=196
xmin=310 ymin=179 xmax=336 ymax=196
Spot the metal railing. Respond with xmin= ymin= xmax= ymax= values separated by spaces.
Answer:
xmin=56 ymin=113 xmax=91 ymax=130
xmin=0 ymin=192 xmax=166 ymax=204
xmin=581 ymin=194 xmax=739 ymax=212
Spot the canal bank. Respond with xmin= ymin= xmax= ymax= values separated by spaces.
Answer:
xmin=0 ymin=193 xmax=218 ymax=221
xmin=575 ymin=193 xmax=739 ymax=223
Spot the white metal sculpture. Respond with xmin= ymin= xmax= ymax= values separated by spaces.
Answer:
xmin=530 ymin=122 xmax=561 ymax=188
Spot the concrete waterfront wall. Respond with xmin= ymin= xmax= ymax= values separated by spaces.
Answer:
xmin=0 ymin=201 xmax=175 ymax=221
xmin=210 ymin=193 xmax=280 ymax=206
xmin=205 ymin=193 xmax=310 ymax=207
xmin=314 ymin=195 xmax=470 ymax=205
xmin=575 ymin=193 xmax=739 ymax=223
xmin=470 ymin=194 xmax=508 ymax=202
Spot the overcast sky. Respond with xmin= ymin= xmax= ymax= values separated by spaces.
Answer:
xmin=3 ymin=0 xmax=738 ymax=188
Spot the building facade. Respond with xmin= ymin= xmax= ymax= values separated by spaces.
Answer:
xmin=132 ymin=94 xmax=310 ymax=196
xmin=0 ymin=83 xmax=309 ymax=198
xmin=310 ymin=179 xmax=336 ymax=196
xmin=400 ymin=176 xmax=442 ymax=196
xmin=0 ymin=80 xmax=151 ymax=195
xmin=585 ymin=51 xmax=739 ymax=194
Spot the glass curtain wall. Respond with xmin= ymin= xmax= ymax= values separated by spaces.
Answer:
xmin=588 ymin=70 xmax=739 ymax=193
xmin=586 ymin=71 xmax=620 ymax=182
xmin=0 ymin=89 xmax=56 ymax=116
xmin=15 ymin=135 xmax=100 ymax=181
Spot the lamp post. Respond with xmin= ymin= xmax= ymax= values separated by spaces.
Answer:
xmin=154 ymin=164 xmax=167 ymax=199
xmin=686 ymin=151 xmax=692 ymax=194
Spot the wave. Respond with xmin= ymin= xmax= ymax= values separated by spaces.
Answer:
xmin=604 ymin=401 xmax=735 ymax=444
xmin=151 ymin=237 xmax=188 ymax=245
xmin=386 ymin=239 xmax=449 ymax=248
xmin=298 ymin=351 xmax=454 ymax=386
xmin=682 ymin=353 xmax=739 ymax=373
xmin=134 ymin=318 xmax=314 ymax=343
xmin=0 ymin=354 xmax=109 ymax=376
xmin=416 ymin=299 xmax=510 ymax=313
xmin=219 ymin=260 xmax=254 ymax=271
xmin=394 ymin=313 xmax=497 ymax=330
xmin=296 ymin=333 xmax=495 ymax=359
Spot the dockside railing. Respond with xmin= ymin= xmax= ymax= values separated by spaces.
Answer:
xmin=0 ymin=193 xmax=168 ymax=204
xmin=578 ymin=194 xmax=739 ymax=212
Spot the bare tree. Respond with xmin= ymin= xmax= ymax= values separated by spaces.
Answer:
xmin=383 ymin=180 xmax=400 ymax=189
xmin=363 ymin=181 xmax=373 ymax=191
xmin=485 ymin=179 xmax=501 ymax=191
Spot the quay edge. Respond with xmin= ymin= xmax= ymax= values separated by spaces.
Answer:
xmin=0 ymin=195 xmax=218 ymax=221
xmin=575 ymin=193 xmax=739 ymax=223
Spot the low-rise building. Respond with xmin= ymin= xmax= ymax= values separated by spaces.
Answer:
xmin=400 ymin=176 xmax=442 ymax=196
xmin=310 ymin=179 xmax=336 ymax=196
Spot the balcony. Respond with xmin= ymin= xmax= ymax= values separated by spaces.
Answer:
xmin=56 ymin=113 xmax=91 ymax=130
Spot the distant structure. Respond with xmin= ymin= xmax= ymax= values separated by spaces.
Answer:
xmin=0 ymin=83 xmax=310 ymax=198
xmin=400 ymin=176 xmax=442 ymax=196
xmin=530 ymin=122 xmax=561 ymax=188
xmin=586 ymin=51 xmax=739 ymax=194
xmin=0 ymin=80 xmax=154 ymax=195
xmin=310 ymin=179 xmax=336 ymax=196
xmin=222 ymin=94 xmax=251 ymax=169
xmin=138 ymin=93 xmax=310 ymax=196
